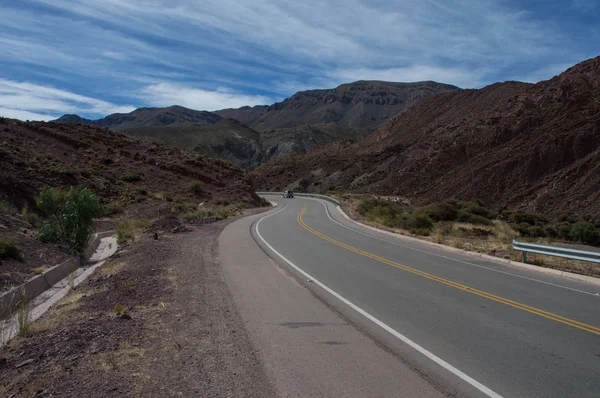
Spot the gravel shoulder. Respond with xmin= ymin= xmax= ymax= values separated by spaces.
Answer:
xmin=0 ymin=210 xmax=273 ymax=397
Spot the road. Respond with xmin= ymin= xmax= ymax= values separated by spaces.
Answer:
xmin=250 ymin=196 xmax=600 ymax=398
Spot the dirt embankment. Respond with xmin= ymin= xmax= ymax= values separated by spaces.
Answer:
xmin=253 ymin=56 xmax=600 ymax=219
xmin=0 ymin=212 xmax=274 ymax=397
xmin=0 ymin=118 xmax=261 ymax=292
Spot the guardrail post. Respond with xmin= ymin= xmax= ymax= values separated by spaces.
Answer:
xmin=522 ymin=251 xmax=527 ymax=263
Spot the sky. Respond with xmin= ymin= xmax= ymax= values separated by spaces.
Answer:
xmin=0 ymin=0 xmax=598 ymax=121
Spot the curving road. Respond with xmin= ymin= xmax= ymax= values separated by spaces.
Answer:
xmin=251 ymin=196 xmax=600 ymax=398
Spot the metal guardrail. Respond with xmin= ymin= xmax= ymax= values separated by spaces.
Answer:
xmin=512 ymin=240 xmax=600 ymax=264
xmin=256 ymin=192 xmax=341 ymax=206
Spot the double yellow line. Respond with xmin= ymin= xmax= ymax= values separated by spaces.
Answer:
xmin=297 ymin=204 xmax=600 ymax=336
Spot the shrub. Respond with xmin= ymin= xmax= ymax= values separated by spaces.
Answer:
xmin=26 ymin=212 xmax=41 ymax=226
xmin=37 ymin=186 xmax=102 ymax=255
xmin=568 ymin=222 xmax=599 ymax=245
xmin=493 ymin=220 xmax=518 ymax=244
xmin=215 ymin=198 xmax=230 ymax=206
xmin=216 ymin=207 xmax=230 ymax=220
xmin=556 ymin=223 xmax=572 ymax=239
xmin=259 ymin=197 xmax=271 ymax=207
xmin=134 ymin=218 xmax=151 ymax=230
xmin=459 ymin=201 xmax=491 ymax=218
xmin=0 ymin=200 xmax=16 ymax=215
xmin=103 ymin=202 xmax=124 ymax=216
xmin=190 ymin=180 xmax=204 ymax=195
xmin=401 ymin=213 xmax=434 ymax=231
xmin=456 ymin=211 xmax=493 ymax=226
xmin=510 ymin=212 xmax=545 ymax=226
xmin=411 ymin=228 xmax=431 ymax=237
xmin=357 ymin=198 xmax=403 ymax=228
xmin=557 ymin=212 xmax=578 ymax=224
xmin=419 ymin=203 xmax=458 ymax=222
xmin=116 ymin=222 xmax=135 ymax=244
xmin=0 ymin=237 xmax=24 ymax=261
xmin=528 ymin=225 xmax=547 ymax=238
xmin=121 ymin=174 xmax=142 ymax=182
xmin=183 ymin=209 xmax=216 ymax=222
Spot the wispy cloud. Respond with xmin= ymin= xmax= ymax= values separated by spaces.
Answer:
xmin=0 ymin=79 xmax=135 ymax=120
xmin=140 ymin=83 xmax=271 ymax=111
xmin=0 ymin=1 xmax=596 ymax=120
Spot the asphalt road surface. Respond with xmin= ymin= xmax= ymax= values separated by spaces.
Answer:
xmin=251 ymin=196 xmax=600 ymax=398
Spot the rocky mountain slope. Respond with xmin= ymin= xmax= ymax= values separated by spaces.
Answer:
xmin=217 ymin=81 xmax=460 ymax=133
xmin=0 ymin=118 xmax=260 ymax=212
xmin=253 ymin=56 xmax=600 ymax=217
xmin=55 ymin=105 xmax=222 ymax=130
xmin=54 ymin=81 xmax=458 ymax=169
xmin=123 ymin=119 xmax=363 ymax=169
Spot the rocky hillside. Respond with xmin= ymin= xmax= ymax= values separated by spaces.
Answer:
xmin=253 ymin=57 xmax=600 ymax=217
xmin=55 ymin=105 xmax=222 ymax=130
xmin=0 ymin=118 xmax=260 ymax=212
xmin=123 ymin=119 xmax=364 ymax=169
xmin=217 ymin=81 xmax=460 ymax=133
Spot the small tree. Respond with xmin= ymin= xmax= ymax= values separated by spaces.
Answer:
xmin=37 ymin=186 xmax=102 ymax=256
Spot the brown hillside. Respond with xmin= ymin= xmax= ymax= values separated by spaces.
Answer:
xmin=253 ymin=56 xmax=600 ymax=218
xmin=0 ymin=119 xmax=260 ymax=211
xmin=217 ymin=81 xmax=460 ymax=132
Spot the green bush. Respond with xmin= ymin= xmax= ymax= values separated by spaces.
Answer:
xmin=528 ymin=225 xmax=547 ymax=238
xmin=556 ymin=223 xmax=572 ymax=239
xmin=0 ymin=237 xmax=24 ymax=261
xmin=116 ymin=221 xmax=135 ymax=244
xmin=190 ymin=180 xmax=204 ymax=195
xmin=37 ymin=186 xmax=102 ymax=255
xmin=568 ymin=222 xmax=599 ymax=245
xmin=419 ymin=203 xmax=458 ymax=222
xmin=456 ymin=210 xmax=493 ymax=226
xmin=215 ymin=198 xmax=230 ymax=206
xmin=402 ymin=213 xmax=434 ymax=231
xmin=357 ymin=198 xmax=403 ymax=227
xmin=26 ymin=212 xmax=41 ymax=226
xmin=557 ymin=212 xmax=578 ymax=224
xmin=510 ymin=212 xmax=545 ymax=226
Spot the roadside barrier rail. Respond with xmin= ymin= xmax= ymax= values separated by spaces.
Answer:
xmin=512 ymin=239 xmax=600 ymax=264
xmin=256 ymin=192 xmax=341 ymax=206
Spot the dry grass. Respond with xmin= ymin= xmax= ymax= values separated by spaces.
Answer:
xmin=431 ymin=226 xmax=445 ymax=244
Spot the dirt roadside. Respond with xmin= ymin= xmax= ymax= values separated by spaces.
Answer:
xmin=0 ymin=210 xmax=274 ymax=397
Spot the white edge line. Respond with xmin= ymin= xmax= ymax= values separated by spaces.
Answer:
xmin=305 ymin=198 xmax=599 ymax=297
xmin=255 ymin=205 xmax=504 ymax=398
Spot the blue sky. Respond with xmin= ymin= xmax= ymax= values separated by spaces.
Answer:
xmin=0 ymin=0 xmax=598 ymax=121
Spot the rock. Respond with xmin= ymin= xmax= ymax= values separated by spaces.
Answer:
xmin=15 ymin=358 xmax=34 ymax=368
xmin=154 ymin=232 xmax=158 ymax=240
xmin=120 ymin=313 xmax=132 ymax=320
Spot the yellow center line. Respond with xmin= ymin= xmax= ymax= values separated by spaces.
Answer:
xmin=297 ymin=204 xmax=600 ymax=336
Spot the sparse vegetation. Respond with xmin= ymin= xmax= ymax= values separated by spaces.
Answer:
xmin=36 ymin=186 xmax=102 ymax=256
xmin=17 ymin=291 xmax=31 ymax=337
xmin=121 ymin=173 xmax=142 ymax=182
xmin=189 ymin=180 xmax=204 ymax=195
xmin=0 ymin=237 xmax=24 ymax=261
xmin=103 ymin=201 xmax=124 ymax=216
xmin=134 ymin=218 xmax=151 ymax=230
xmin=569 ymin=222 xmax=599 ymax=245
xmin=32 ymin=266 xmax=46 ymax=275
xmin=26 ymin=212 xmax=41 ymax=226
xmin=116 ymin=221 xmax=135 ymax=245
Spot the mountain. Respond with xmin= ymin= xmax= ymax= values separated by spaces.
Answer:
xmin=54 ymin=81 xmax=460 ymax=169
xmin=54 ymin=105 xmax=222 ymax=130
xmin=252 ymin=56 xmax=600 ymax=217
xmin=0 ymin=118 xmax=260 ymax=212
xmin=216 ymin=81 xmax=461 ymax=132
xmin=123 ymin=119 xmax=364 ymax=169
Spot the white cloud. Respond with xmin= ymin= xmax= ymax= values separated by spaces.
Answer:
xmin=0 ymin=79 xmax=135 ymax=121
xmin=140 ymin=82 xmax=271 ymax=110
xmin=0 ymin=107 xmax=56 ymax=122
